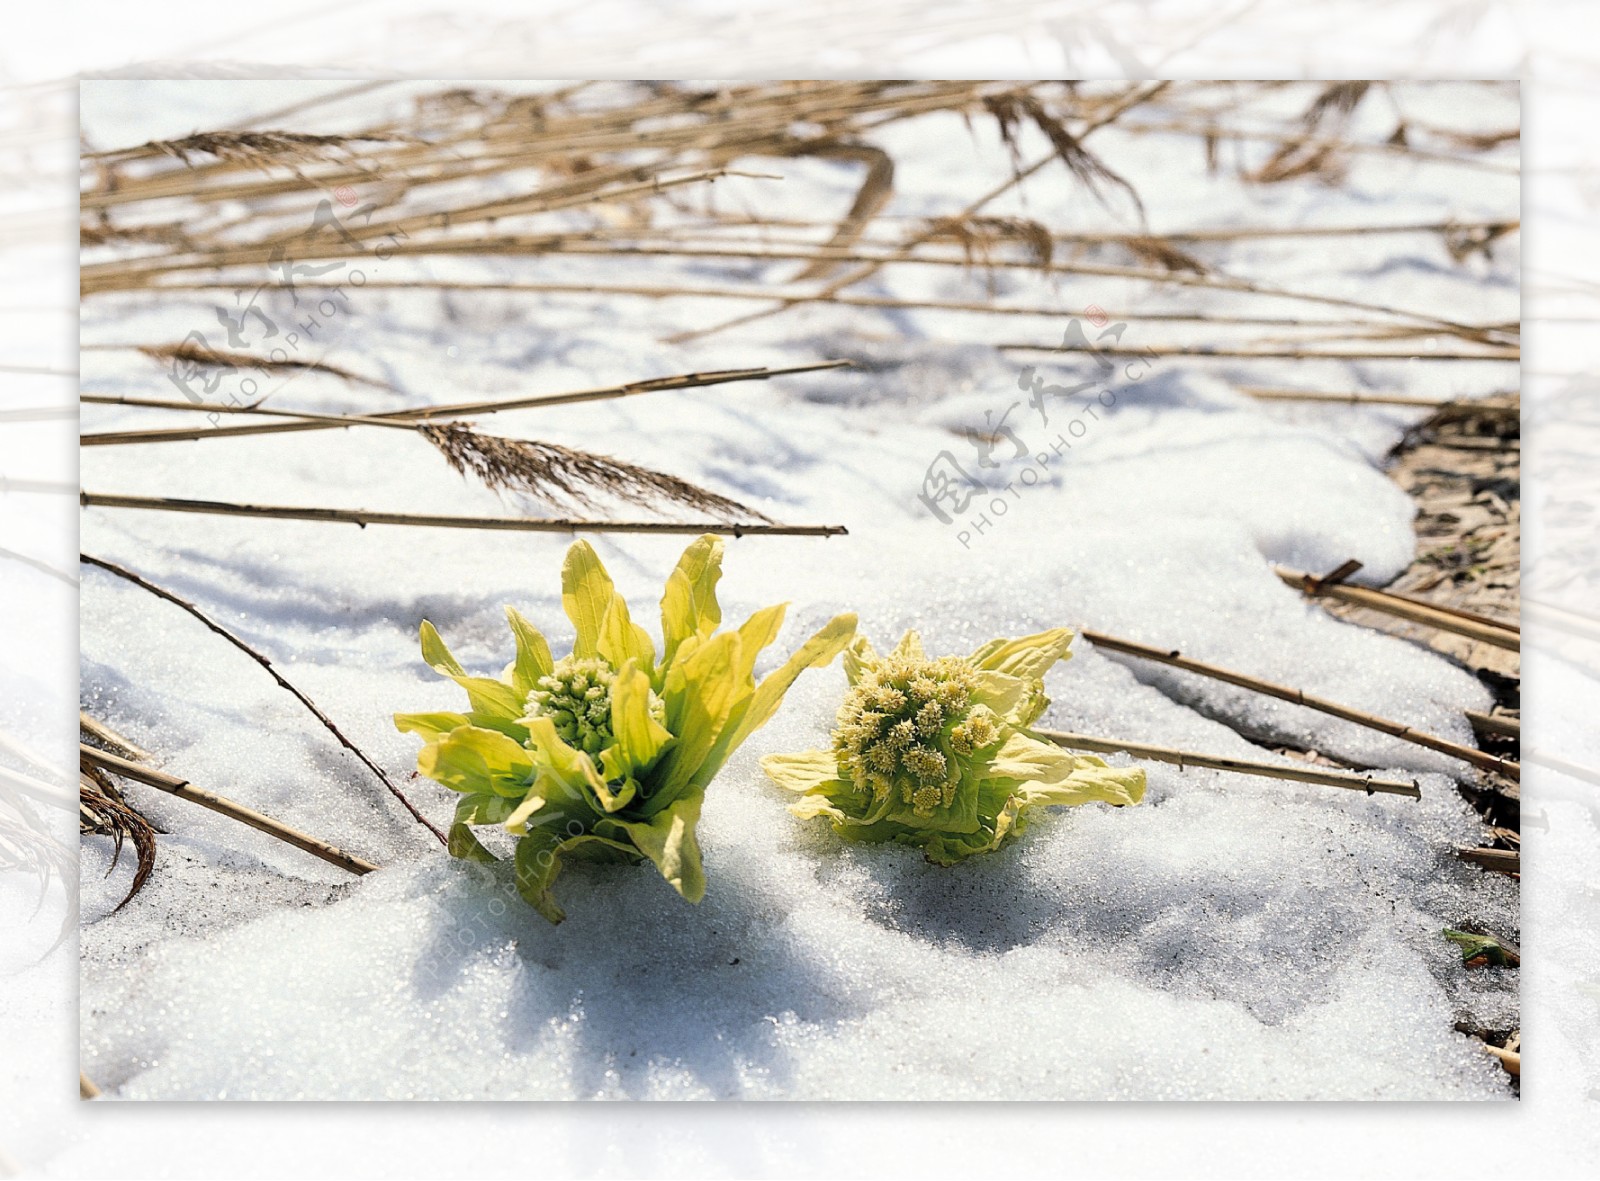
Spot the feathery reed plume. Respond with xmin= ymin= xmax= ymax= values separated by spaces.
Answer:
xmin=986 ymin=91 xmax=1146 ymax=219
xmin=924 ymin=215 xmax=1055 ymax=270
xmin=92 ymin=130 xmax=396 ymax=169
xmin=420 ymin=421 xmax=772 ymax=522
xmin=1249 ymin=81 xmax=1372 ymax=186
xmin=79 ymin=762 xmax=157 ymax=911
xmin=1120 ymin=235 xmax=1208 ymax=274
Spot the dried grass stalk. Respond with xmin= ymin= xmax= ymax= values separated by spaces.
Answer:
xmin=81 ymin=745 xmax=378 ymax=878
xmin=1081 ymin=628 xmax=1518 ymax=779
xmin=80 ymin=492 xmax=846 ymax=537
xmin=1037 ymin=729 xmax=1421 ymax=797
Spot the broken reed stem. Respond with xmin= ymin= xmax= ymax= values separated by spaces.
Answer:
xmin=78 ymin=553 xmax=447 ymax=845
xmin=80 ymin=711 xmax=153 ymax=762
xmin=1523 ymin=599 xmax=1600 ymax=644
xmin=80 ymin=744 xmax=378 ymax=877
xmin=1274 ymin=565 xmax=1520 ymax=650
xmin=1036 ymin=729 xmax=1421 ymax=797
xmin=80 ymin=1073 xmax=100 ymax=1100
xmin=1080 ymin=629 xmax=1519 ymax=780
xmin=1466 ymin=710 xmax=1519 ymax=740
xmin=79 ymin=494 xmax=846 ymax=537
xmin=1482 ymin=1044 xmax=1521 ymax=1075
xmin=1457 ymin=846 xmax=1520 ymax=875
xmin=79 ymin=360 xmax=851 ymax=447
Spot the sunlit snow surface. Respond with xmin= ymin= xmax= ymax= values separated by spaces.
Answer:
xmin=78 ymin=80 xmax=1519 ymax=1100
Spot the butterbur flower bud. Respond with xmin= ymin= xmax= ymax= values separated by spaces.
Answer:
xmin=763 ymin=628 xmax=1145 ymax=865
xmin=397 ymin=534 xmax=856 ymax=922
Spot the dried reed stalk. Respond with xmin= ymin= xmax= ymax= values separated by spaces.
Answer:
xmin=0 ymin=404 xmax=75 ymax=422
xmin=81 ymin=745 xmax=378 ymax=877
xmin=79 ymin=360 xmax=850 ymax=446
xmin=79 ymin=553 xmax=447 ymax=845
xmin=999 ymin=342 xmax=1517 ymax=362
xmin=1240 ymin=387 xmax=1519 ymax=410
xmin=80 ymin=493 xmax=847 ymax=537
xmin=1273 ymin=565 xmax=1519 ymax=650
xmin=81 ymin=712 xmax=152 ymax=762
xmin=1080 ymin=629 xmax=1518 ymax=779
xmin=667 ymin=81 xmax=1173 ymax=344
xmin=130 ymin=341 xmax=390 ymax=388
xmin=1036 ymin=729 xmax=1421 ymax=797
xmin=1457 ymin=846 xmax=1520 ymax=875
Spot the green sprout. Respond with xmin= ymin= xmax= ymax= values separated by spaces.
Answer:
xmin=396 ymin=535 xmax=856 ymax=922
xmin=763 ymin=628 xmax=1145 ymax=864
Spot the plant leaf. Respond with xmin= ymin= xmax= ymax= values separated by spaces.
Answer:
xmin=648 ymin=631 xmax=744 ymax=808
xmin=448 ymin=822 xmax=499 ymax=863
xmin=695 ymin=612 xmax=857 ymax=789
xmin=503 ymin=606 xmax=555 ymax=695
xmin=597 ymin=591 xmax=656 ymax=677
xmin=514 ymin=829 xmax=567 ymax=924
xmin=616 ymin=791 xmax=707 ymax=902
xmin=561 ymin=540 xmax=615 ymax=660
xmin=660 ymin=534 xmax=723 ymax=670
xmin=606 ymin=659 xmax=674 ymax=777
xmin=418 ymin=621 xmax=528 ymax=738
xmin=417 ymin=724 xmax=536 ymax=797
xmin=394 ymin=710 xmax=471 ymax=741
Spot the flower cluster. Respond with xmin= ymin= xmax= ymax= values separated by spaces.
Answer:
xmin=763 ymin=628 xmax=1145 ymax=864
xmin=397 ymin=534 xmax=855 ymax=922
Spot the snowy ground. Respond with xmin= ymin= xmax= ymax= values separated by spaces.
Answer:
xmin=76 ymin=80 xmax=1519 ymax=1100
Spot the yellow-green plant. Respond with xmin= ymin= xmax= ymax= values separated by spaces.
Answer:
xmin=763 ymin=629 xmax=1144 ymax=864
xmin=397 ymin=535 xmax=856 ymax=922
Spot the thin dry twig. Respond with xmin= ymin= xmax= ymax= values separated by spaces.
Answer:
xmin=78 ymin=553 xmax=447 ymax=845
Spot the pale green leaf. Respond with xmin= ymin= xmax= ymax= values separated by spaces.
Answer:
xmin=503 ymin=606 xmax=555 ymax=695
xmin=417 ymin=724 xmax=535 ymax=797
xmin=561 ymin=540 xmax=615 ymax=659
xmin=616 ymin=791 xmax=707 ymax=902
xmin=660 ymin=534 xmax=723 ymax=670
xmin=597 ymin=591 xmax=656 ymax=676
xmin=694 ymin=611 xmax=857 ymax=790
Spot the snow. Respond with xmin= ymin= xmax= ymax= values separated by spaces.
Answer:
xmin=76 ymin=79 xmax=1519 ymax=1100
